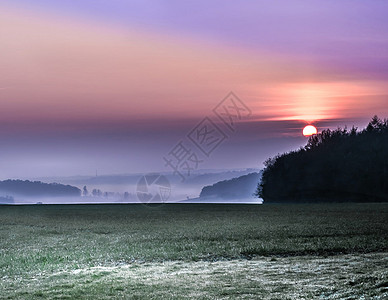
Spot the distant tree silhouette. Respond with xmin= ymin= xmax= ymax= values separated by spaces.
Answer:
xmin=256 ymin=116 xmax=388 ymax=203
xmin=82 ymin=186 xmax=88 ymax=196
xmin=92 ymin=189 xmax=102 ymax=197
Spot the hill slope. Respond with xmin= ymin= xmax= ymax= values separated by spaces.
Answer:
xmin=0 ymin=180 xmax=81 ymax=199
xmin=199 ymin=172 xmax=261 ymax=201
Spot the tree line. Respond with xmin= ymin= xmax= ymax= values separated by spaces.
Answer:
xmin=256 ymin=116 xmax=388 ymax=203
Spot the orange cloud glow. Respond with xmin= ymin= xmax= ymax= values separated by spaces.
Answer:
xmin=0 ymin=6 xmax=387 ymax=127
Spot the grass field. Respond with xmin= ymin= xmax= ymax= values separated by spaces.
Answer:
xmin=0 ymin=203 xmax=387 ymax=299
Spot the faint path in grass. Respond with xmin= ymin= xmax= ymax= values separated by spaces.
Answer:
xmin=1 ymin=253 xmax=387 ymax=299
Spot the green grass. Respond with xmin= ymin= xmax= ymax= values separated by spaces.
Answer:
xmin=0 ymin=203 xmax=387 ymax=299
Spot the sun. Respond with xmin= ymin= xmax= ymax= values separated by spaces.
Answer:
xmin=303 ymin=125 xmax=318 ymax=136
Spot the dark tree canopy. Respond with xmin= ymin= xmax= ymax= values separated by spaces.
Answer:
xmin=256 ymin=116 xmax=388 ymax=203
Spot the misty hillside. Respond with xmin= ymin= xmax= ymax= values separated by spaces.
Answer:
xmin=39 ymin=169 xmax=260 ymax=187
xmin=199 ymin=172 xmax=261 ymax=200
xmin=0 ymin=180 xmax=81 ymax=198
xmin=257 ymin=116 xmax=388 ymax=203
xmin=0 ymin=196 xmax=14 ymax=204
xmin=32 ymin=169 xmax=260 ymax=202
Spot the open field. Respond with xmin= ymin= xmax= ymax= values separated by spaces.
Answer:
xmin=1 ymin=203 xmax=387 ymax=299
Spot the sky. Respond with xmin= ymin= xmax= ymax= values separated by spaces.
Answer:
xmin=1 ymin=0 xmax=388 ymax=179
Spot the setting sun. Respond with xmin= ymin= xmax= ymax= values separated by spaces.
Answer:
xmin=303 ymin=125 xmax=318 ymax=136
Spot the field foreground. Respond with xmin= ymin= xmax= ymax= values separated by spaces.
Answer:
xmin=0 ymin=203 xmax=387 ymax=299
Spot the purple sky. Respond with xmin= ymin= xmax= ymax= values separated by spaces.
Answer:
xmin=0 ymin=1 xmax=387 ymax=178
